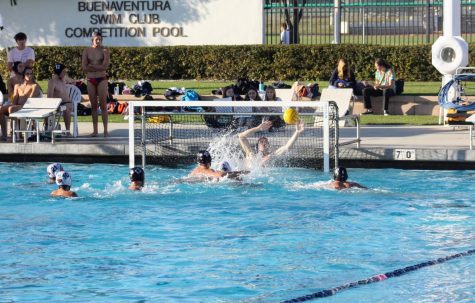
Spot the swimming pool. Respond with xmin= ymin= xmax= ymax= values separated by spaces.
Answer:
xmin=0 ymin=162 xmax=473 ymax=302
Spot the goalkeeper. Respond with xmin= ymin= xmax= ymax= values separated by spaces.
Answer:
xmin=238 ymin=120 xmax=304 ymax=167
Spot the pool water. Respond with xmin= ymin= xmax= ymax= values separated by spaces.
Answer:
xmin=0 ymin=162 xmax=474 ymax=302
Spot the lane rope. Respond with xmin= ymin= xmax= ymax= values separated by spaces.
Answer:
xmin=281 ymin=248 xmax=475 ymax=303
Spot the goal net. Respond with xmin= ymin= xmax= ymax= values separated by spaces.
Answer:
xmin=128 ymin=100 xmax=339 ymax=172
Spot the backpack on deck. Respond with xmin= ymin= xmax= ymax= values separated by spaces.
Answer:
xmin=395 ymin=79 xmax=404 ymax=95
xmin=107 ymin=101 xmax=118 ymax=114
xmin=116 ymin=102 xmax=128 ymax=114
xmin=181 ymin=90 xmax=203 ymax=112
xmin=75 ymin=80 xmax=88 ymax=94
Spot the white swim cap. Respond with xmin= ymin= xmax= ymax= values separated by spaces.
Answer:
xmin=47 ymin=163 xmax=64 ymax=179
xmin=55 ymin=171 xmax=72 ymax=187
xmin=220 ymin=161 xmax=232 ymax=172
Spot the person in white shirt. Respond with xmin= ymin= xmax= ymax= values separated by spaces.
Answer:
xmin=7 ymin=32 xmax=35 ymax=77
xmin=280 ymin=22 xmax=290 ymax=45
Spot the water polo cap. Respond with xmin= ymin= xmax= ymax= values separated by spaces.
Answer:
xmin=220 ymin=161 xmax=232 ymax=172
xmin=129 ymin=167 xmax=145 ymax=182
xmin=47 ymin=163 xmax=64 ymax=179
xmin=197 ymin=150 xmax=212 ymax=165
xmin=55 ymin=171 xmax=72 ymax=186
xmin=333 ymin=167 xmax=348 ymax=182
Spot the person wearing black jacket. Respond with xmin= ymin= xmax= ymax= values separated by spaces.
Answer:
xmin=328 ymin=58 xmax=357 ymax=93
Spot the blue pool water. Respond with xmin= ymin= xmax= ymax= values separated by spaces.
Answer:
xmin=0 ymin=162 xmax=474 ymax=303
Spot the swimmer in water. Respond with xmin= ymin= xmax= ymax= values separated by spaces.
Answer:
xmin=189 ymin=150 xmax=248 ymax=181
xmin=238 ymin=119 xmax=305 ymax=167
xmin=51 ymin=171 xmax=78 ymax=198
xmin=329 ymin=167 xmax=366 ymax=190
xmin=46 ymin=162 xmax=64 ymax=184
xmin=129 ymin=167 xmax=145 ymax=191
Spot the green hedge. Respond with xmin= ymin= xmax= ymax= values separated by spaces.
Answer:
xmin=1 ymin=44 xmax=474 ymax=82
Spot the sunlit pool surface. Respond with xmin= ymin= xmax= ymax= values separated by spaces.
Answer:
xmin=0 ymin=162 xmax=474 ymax=302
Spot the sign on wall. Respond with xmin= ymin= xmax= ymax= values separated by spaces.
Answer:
xmin=0 ymin=0 xmax=263 ymax=47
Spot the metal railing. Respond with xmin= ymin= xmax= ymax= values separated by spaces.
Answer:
xmin=264 ymin=1 xmax=475 ymax=45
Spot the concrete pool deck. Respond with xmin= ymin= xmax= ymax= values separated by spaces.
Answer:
xmin=1 ymin=122 xmax=475 ymax=169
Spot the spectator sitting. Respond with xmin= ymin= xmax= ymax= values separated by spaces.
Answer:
xmin=262 ymin=85 xmax=285 ymax=130
xmin=47 ymin=63 xmax=73 ymax=136
xmin=7 ymin=32 xmax=35 ymax=78
xmin=361 ymin=58 xmax=396 ymax=116
xmin=328 ymin=58 xmax=357 ymax=93
xmin=244 ymin=88 xmax=262 ymax=102
xmin=222 ymin=86 xmax=242 ymax=101
xmin=0 ymin=67 xmax=41 ymax=141
xmin=6 ymin=61 xmax=24 ymax=101
xmin=233 ymin=88 xmax=262 ymax=128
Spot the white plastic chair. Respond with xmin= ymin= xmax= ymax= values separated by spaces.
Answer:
xmin=318 ymin=88 xmax=360 ymax=147
xmin=66 ymin=84 xmax=82 ymax=137
xmin=275 ymin=88 xmax=295 ymax=103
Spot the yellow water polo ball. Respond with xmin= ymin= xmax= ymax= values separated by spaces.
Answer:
xmin=283 ymin=108 xmax=299 ymax=125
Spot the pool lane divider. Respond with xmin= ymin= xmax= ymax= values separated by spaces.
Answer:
xmin=281 ymin=248 xmax=475 ymax=303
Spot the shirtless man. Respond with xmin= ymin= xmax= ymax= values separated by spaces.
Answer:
xmin=189 ymin=150 xmax=247 ymax=181
xmin=51 ymin=171 xmax=78 ymax=198
xmin=47 ymin=63 xmax=73 ymax=135
xmin=6 ymin=61 xmax=24 ymax=101
xmin=0 ymin=67 xmax=40 ymax=140
xmin=129 ymin=167 xmax=145 ymax=191
xmin=238 ymin=120 xmax=305 ymax=168
xmin=329 ymin=167 xmax=366 ymax=190
xmin=81 ymin=31 xmax=110 ymax=137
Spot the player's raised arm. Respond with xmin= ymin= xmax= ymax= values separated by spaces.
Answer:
xmin=275 ymin=119 xmax=305 ymax=156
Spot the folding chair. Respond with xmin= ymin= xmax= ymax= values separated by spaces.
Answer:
xmin=9 ymin=98 xmax=62 ymax=143
xmin=66 ymin=84 xmax=82 ymax=137
xmin=317 ymin=88 xmax=360 ymax=147
xmin=275 ymin=88 xmax=295 ymax=102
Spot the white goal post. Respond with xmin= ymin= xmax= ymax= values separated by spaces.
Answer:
xmin=128 ymin=100 xmax=338 ymax=172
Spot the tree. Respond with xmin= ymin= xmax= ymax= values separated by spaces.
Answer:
xmin=281 ymin=0 xmax=307 ymax=44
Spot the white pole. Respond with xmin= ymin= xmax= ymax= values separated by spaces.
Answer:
xmin=333 ymin=0 xmax=341 ymax=44
xmin=128 ymin=102 xmax=135 ymax=169
xmin=444 ymin=0 xmax=461 ymax=37
xmin=323 ymin=101 xmax=330 ymax=173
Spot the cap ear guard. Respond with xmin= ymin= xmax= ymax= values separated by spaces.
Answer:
xmin=129 ymin=167 xmax=145 ymax=182
xmin=55 ymin=171 xmax=72 ymax=186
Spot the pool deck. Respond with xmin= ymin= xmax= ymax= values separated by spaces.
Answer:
xmin=1 ymin=122 xmax=475 ymax=169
